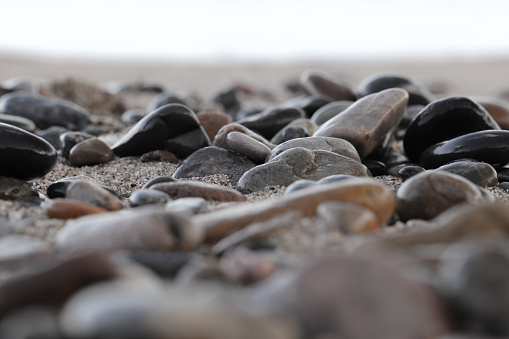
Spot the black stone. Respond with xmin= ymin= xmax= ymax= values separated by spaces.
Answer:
xmin=437 ymin=159 xmax=498 ymax=187
xmin=404 ymin=97 xmax=500 ymax=163
xmin=398 ymin=165 xmax=425 ymax=181
xmin=297 ymin=95 xmax=333 ymax=118
xmin=37 ymin=126 xmax=68 ymax=150
xmin=214 ymin=87 xmax=242 ymax=118
xmin=0 ymin=123 xmax=57 ymax=181
xmin=60 ymin=131 xmax=95 ymax=159
xmin=237 ymin=107 xmax=305 ymax=139
xmin=112 ymin=104 xmax=210 ymax=159
xmin=148 ymin=92 xmax=189 ymax=112
xmin=358 ymin=74 xmax=434 ymax=105
xmin=362 ymin=159 xmax=387 ymax=177
xmin=420 ymin=130 xmax=509 ymax=169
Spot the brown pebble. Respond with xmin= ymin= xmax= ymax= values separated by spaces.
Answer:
xmin=474 ymin=96 xmax=509 ymax=130
xmin=150 ymin=181 xmax=246 ymax=202
xmin=69 ymin=138 xmax=115 ymax=167
xmin=140 ymin=150 xmax=179 ymax=163
xmin=44 ymin=198 xmax=107 ymax=219
xmin=66 ymin=181 xmax=122 ymax=211
xmin=300 ymin=70 xmax=356 ymax=101
xmin=197 ymin=109 xmax=232 ymax=141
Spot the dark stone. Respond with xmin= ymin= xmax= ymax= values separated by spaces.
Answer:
xmin=150 ymin=181 xmax=246 ymax=202
xmin=296 ymin=95 xmax=333 ymax=118
xmin=142 ymin=176 xmax=175 ymax=189
xmin=358 ymin=74 xmax=435 ymax=105
xmin=121 ymin=109 xmax=146 ymax=125
xmin=399 ymin=105 xmax=425 ymax=130
xmin=420 ymin=130 xmax=509 ymax=169
xmin=112 ymin=104 xmax=210 ymax=159
xmin=38 ymin=126 xmax=68 ymax=150
xmin=0 ymin=113 xmax=36 ymax=132
xmin=404 ymin=97 xmax=500 ymax=163
xmin=299 ymin=70 xmax=356 ymax=101
xmin=140 ymin=150 xmax=179 ymax=163
xmin=147 ymin=92 xmax=189 ymax=112
xmin=0 ymin=123 xmax=57 ymax=181
xmin=310 ymin=100 xmax=354 ymax=125
xmin=126 ymin=251 xmax=194 ymax=278
xmin=214 ymin=87 xmax=242 ymax=118
xmin=398 ymin=165 xmax=425 ymax=181
xmin=69 ymin=138 xmax=115 ymax=167
xmin=437 ymin=160 xmax=498 ymax=187
xmin=0 ymin=91 xmax=91 ymax=130
xmin=270 ymin=119 xmax=316 ymax=145
xmin=60 ymin=131 xmax=95 ymax=159
xmin=237 ymin=107 xmax=305 ymax=140
xmin=173 ymin=146 xmax=256 ymax=183
xmin=362 ymin=159 xmax=387 ymax=176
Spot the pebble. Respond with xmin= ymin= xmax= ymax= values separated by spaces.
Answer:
xmin=46 ymin=175 xmax=120 ymax=199
xmin=147 ymin=91 xmax=189 ymax=111
xmin=0 ymin=91 xmax=92 ymax=130
xmin=314 ymin=88 xmax=409 ymax=158
xmin=57 ymin=207 xmax=203 ymax=254
xmin=0 ymin=235 xmax=52 ymax=274
xmin=404 ymin=97 xmax=500 ymax=164
xmin=0 ymin=123 xmax=57 ymax=181
xmin=224 ymin=131 xmax=271 ymax=164
xmin=140 ymin=149 xmax=179 ymax=163
xmin=420 ymin=130 xmax=509 ymax=169
xmin=112 ymin=104 xmax=210 ymax=159
xmin=141 ymin=176 xmax=175 ymax=189
xmin=0 ymin=113 xmax=36 ymax=132
xmin=126 ymin=251 xmax=195 ymax=278
xmin=299 ymin=69 xmax=356 ymax=101
xmin=317 ymin=201 xmax=380 ymax=233
xmin=59 ymin=131 xmax=95 ymax=159
xmin=213 ymin=123 xmax=275 ymax=150
xmin=310 ymin=100 xmax=354 ymax=125
xmin=0 ymin=177 xmax=39 ymax=201
xmin=238 ymin=147 xmax=370 ymax=193
xmin=267 ymin=136 xmax=361 ymax=163
xmin=150 ymin=180 xmax=246 ymax=202
xmin=219 ymin=247 xmax=277 ymax=285
xmin=68 ymin=138 xmax=115 ymax=167
xmin=43 ymin=198 xmax=108 ymax=219
xmin=270 ymin=118 xmax=317 ymax=144
xmin=172 ymin=146 xmax=256 ymax=183
xmin=396 ymin=170 xmax=494 ymax=221
xmin=129 ymin=189 xmax=171 ymax=207
xmin=237 ymin=107 xmax=306 ymax=139
xmin=474 ymin=96 xmax=509 ymax=130
xmin=284 ymin=179 xmax=317 ymax=195
xmin=197 ymin=109 xmax=232 ymax=141
xmin=121 ymin=108 xmax=146 ymax=125
xmin=165 ymin=197 xmax=208 ymax=215
xmin=363 ymin=159 xmax=388 ymax=176
xmin=37 ymin=126 xmax=68 ymax=150
xmin=437 ymin=160 xmax=498 ymax=187
xmin=398 ymin=165 xmax=426 ymax=181
xmin=66 ymin=180 xmax=122 ymax=211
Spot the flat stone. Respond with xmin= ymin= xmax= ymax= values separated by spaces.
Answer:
xmin=270 ymin=118 xmax=317 ymax=144
xmin=237 ymin=107 xmax=305 ymax=140
xmin=56 ymin=207 xmax=203 ymax=254
xmin=60 ymin=131 xmax=95 ymax=159
xmin=404 ymin=97 xmax=500 ymax=164
xmin=112 ymin=104 xmax=210 ymax=159
xmin=299 ymin=70 xmax=356 ymax=101
xmin=66 ymin=180 xmax=122 ymax=211
xmin=225 ymin=131 xmax=271 ymax=164
xmin=420 ymin=130 xmax=509 ymax=169
xmin=150 ymin=180 xmax=246 ymax=202
xmin=238 ymin=147 xmax=370 ymax=193
xmin=213 ymin=123 xmax=274 ymax=150
xmin=197 ymin=177 xmax=395 ymax=243
xmin=267 ymin=136 xmax=361 ymax=162
xmin=129 ymin=189 xmax=171 ymax=207
xmin=0 ymin=123 xmax=57 ymax=181
xmin=437 ymin=160 xmax=498 ymax=187
xmin=310 ymin=100 xmax=354 ymax=125
xmin=69 ymin=138 xmax=115 ymax=167
xmin=317 ymin=201 xmax=380 ymax=234
xmin=396 ymin=170 xmax=494 ymax=221
xmin=172 ymin=146 xmax=255 ymax=183
xmin=0 ymin=91 xmax=91 ymax=130
xmin=0 ymin=177 xmax=38 ymax=200
xmin=197 ymin=110 xmax=232 ymax=141
xmin=0 ymin=113 xmax=36 ymax=132
xmin=314 ymin=88 xmax=409 ymax=158
xmin=44 ymin=198 xmax=107 ymax=219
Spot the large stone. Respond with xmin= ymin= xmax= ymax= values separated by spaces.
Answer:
xmin=314 ymin=88 xmax=408 ymax=158
xmin=0 ymin=123 xmax=57 ymax=181
xmin=112 ymin=104 xmax=210 ymax=159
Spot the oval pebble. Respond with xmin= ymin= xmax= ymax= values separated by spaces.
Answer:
xmin=69 ymin=138 xmax=115 ymax=167
xmin=44 ymin=198 xmax=107 ymax=219
xmin=66 ymin=181 xmax=122 ymax=211
xmin=60 ymin=131 xmax=95 ymax=159
xmin=437 ymin=160 xmax=498 ymax=187
xmin=150 ymin=181 xmax=246 ymax=202
xmin=129 ymin=189 xmax=171 ymax=207
xmin=225 ymin=131 xmax=271 ymax=164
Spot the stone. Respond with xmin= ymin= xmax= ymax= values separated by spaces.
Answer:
xmin=363 ymin=159 xmax=388 ymax=176
xmin=399 ymin=105 xmax=426 ymax=130
xmin=147 ymin=92 xmax=189 ymax=111
xmin=121 ymin=108 xmax=146 ymax=125
xmin=197 ymin=109 xmax=232 ymax=141
xmin=66 ymin=180 xmax=122 ymax=211
xmin=358 ymin=73 xmax=435 ymax=105
xmin=270 ymin=118 xmax=317 ymax=144
xmin=0 ymin=113 xmax=36 ymax=132
xmin=238 ymin=147 xmax=370 ymax=193
xmin=140 ymin=149 xmax=179 ymax=163
xmin=437 ymin=160 xmax=498 ymax=187
xmin=150 ymin=181 xmax=246 ymax=202
xmin=474 ymin=96 xmax=509 ymax=130
xmin=43 ymin=198 xmax=107 ymax=219
xmin=0 ymin=177 xmax=38 ymax=200
xmin=396 ymin=170 xmax=494 ymax=222
xmin=214 ymin=87 xmax=242 ymax=118
xmin=420 ymin=130 xmax=509 ymax=169
xmin=46 ymin=175 xmax=120 ymax=199
xmin=317 ymin=201 xmax=380 ymax=233
xmin=404 ymin=97 xmax=500 ymax=163
xmin=0 ymin=306 xmax=62 ymax=339
xmin=60 ymin=131 xmax=95 ymax=159
xmin=0 ymin=123 xmax=57 ymax=181
xmin=197 ymin=177 xmax=395 ymax=243
xmin=224 ymin=131 xmax=271 ymax=164
xmin=112 ymin=104 xmax=210 ymax=159
xmin=314 ymin=88 xmax=409 ymax=158
xmin=126 ymin=251 xmax=195 ymax=278
xmin=317 ymin=174 xmax=359 ymax=184
xmin=69 ymin=138 xmax=115 ymax=167
xmin=165 ymin=197 xmax=208 ymax=215
xmin=295 ymin=95 xmax=333 ymax=117
xmin=399 ymin=165 xmax=426 ymax=181
xmin=219 ymin=247 xmax=277 ymax=285
xmin=310 ymin=100 xmax=354 ymax=125
xmin=267 ymin=136 xmax=361 ymax=163
xmin=142 ymin=176 xmax=175 ymax=189
xmin=284 ymin=180 xmax=317 ymax=195
xmin=0 ymin=91 xmax=92 ymax=130
xmin=37 ymin=126 xmax=68 ymax=150
xmin=289 ymin=255 xmax=448 ymax=338
xmin=56 ymin=207 xmax=203 ymax=254
xmin=237 ymin=107 xmax=306 ymax=140
xmin=129 ymin=189 xmax=170 ymax=207
xmin=0 ymin=235 xmax=52 ymax=275
xmin=172 ymin=146 xmax=256 ymax=183
xmin=299 ymin=70 xmax=356 ymax=101
xmin=213 ymin=123 xmax=274 ymax=150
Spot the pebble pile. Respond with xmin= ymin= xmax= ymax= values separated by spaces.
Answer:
xmin=1 ymin=71 xmax=509 ymax=338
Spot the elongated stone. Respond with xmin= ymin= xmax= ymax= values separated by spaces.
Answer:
xmin=150 ymin=181 xmax=246 ymax=202
xmin=213 ymin=123 xmax=274 ymax=150
xmin=314 ymin=88 xmax=408 ymax=158
xmin=224 ymin=132 xmax=271 ymax=164
xmin=437 ymin=160 xmax=498 ymax=187
xmin=44 ymin=198 xmax=107 ymax=219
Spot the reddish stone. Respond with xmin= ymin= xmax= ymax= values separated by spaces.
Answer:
xmin=197 ymin=110 xmax=232 ymax=141
xmin=45 ymin=198 xmax=107 ymax=219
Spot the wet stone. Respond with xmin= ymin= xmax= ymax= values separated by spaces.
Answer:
xmin=0 ymin=123 xmax=57 ymax=181
xmin=150 ymin=181 xmax=246 ymax=202
xmin=129 ymin=189 xmax=171 ymax=207
xmin=60 ymin=131 xmax=95 ymax=159
xmin=140 ymin=149 xmax=179 ymax=163
xmin=0 ymin=113 xmax=36 ymax=132
xmin=314 ymin=88 xmax=409 ymax=158
xmin=197 ymin=110 xmax=232 ymax=141
xmin=270 ymin=118 xmax=317 ymax=144
xmin=404 ymin=97 xmax=500 ymax=164
xmin=213 ymin=123 xmax=274 ymax=150
xmin=317 ymin=201 xmax=380 ymax=233
xmin=44 ymin=198 xmax=107 ymax=219
xmin=237 ymin=107 xmax=305 ymax=140
xmin=112 ymin=104 xmax=210 ymax=159
xmin=0 ymin=91 xmax=92 ymax=130
xmin=396 ymin=170 xmax=494 ymax=222
xmin=66 ymin=180 xmax=122 ymax=211
xmin=437 ymin=160 xmax=498 ymax=187
xmin=238 ymin=147 xmax=371 ymax=193
xmin=267 ymin=136 xmax=361 ymax=163
xmin=420 ymin=130 xmax=509 ymax=169
xmin=0 ymin=177 xmax=38 ymax=201
xmin=399 ymin=165 xmax=426 ymax=181
xmin=165 ymin=197 xmax=208 ymax=215
xmin=69 ymin=138 xmax=115 ymax=167
xmin=299 ymin=69 xmax=356 ymax=101
xmin=224 ymin=131 xmax=271 ymax=164
xmin=310 ymin=100 xmax=353 ymax=125
xmin=172 ymin=146 xmax=255 ymax=183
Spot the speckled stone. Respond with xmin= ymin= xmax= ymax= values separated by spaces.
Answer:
xmin=69 ymin=138 xmax=115 ymax=167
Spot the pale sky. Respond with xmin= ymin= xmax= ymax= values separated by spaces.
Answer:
xmin=0 ymin=0 xmax=508 ymax=61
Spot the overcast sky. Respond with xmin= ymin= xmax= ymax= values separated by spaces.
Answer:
xmin=0 ymin=0 xmax=508 ymax=61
